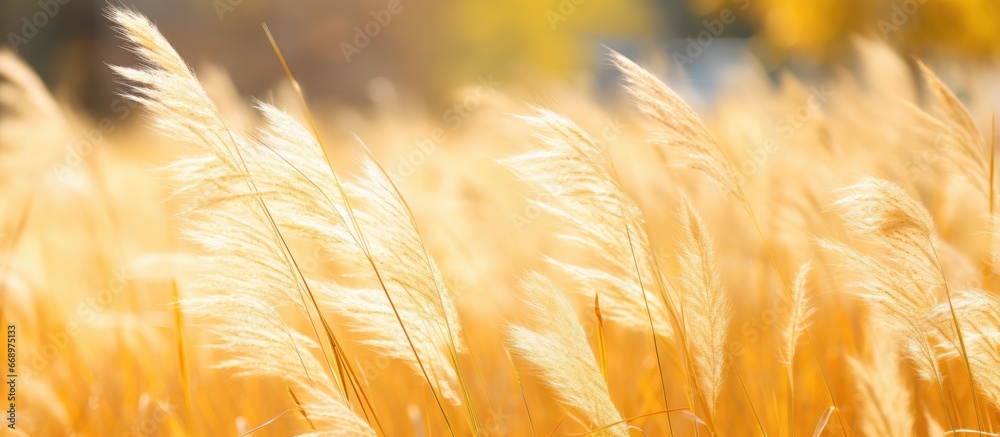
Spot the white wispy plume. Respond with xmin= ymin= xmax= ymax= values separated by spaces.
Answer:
xmin=506 ymin=272 xmax=627 ymax=436
xmin=822 ymin=177 xmax=949 ymax=382
xmin=185 ymin=296 xmax=375 ymax=436
xmin=115 ymin=7 xmax=467 ymax=410
xmin=250 ymin=101 xmax=467 ymax=407
xmin=676 ymin=193 xmax=730 ymax=418
xmin=316 ymin=153 xmax=467 ymax=405
xmin=611 ymin=51 xmax=744 ymax=202
xmin=781 ymin=261 xmax=814 ymax=366
xmin=109 ymin=8 xmax=373 ymax=435
xmin=501 ymin=108 xmax=674 ymax=339
xmin=914 ymin=61 xmax=990 ymax=197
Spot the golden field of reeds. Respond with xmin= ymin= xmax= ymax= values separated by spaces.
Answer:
xmin=3 ymin=3 xmax=1000 ymax=436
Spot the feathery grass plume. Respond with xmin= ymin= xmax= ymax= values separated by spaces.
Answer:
xmin=612 ymin=50 xmax=857 ymax=432
xmin=676 ymin=193 xmax=730 ymax=418
xmin=831 ymin=177 xmax=947 ymax=297
xmin=849 ymin=323 xmax=914 ymax=437
xmin=818 ymin=238 xmax=943 ymax=381
xmin=506 ymin=272 xmax=627 ymax=436
xmin=832 ymin=178 xmax=979 ymax=364
xmin=915 ymin=61 xmax=990 ymax=197
xmin=501 ymin=108 xmax=673 ymax=338
xmin=107 ymin=8 xmax=248 ymax=174
xmin=252 ymin=97 xmax=466 ymax=411
xmin=163 ymin=101 xmax=374 ymax=416
xmin=832 ymin=177 xmax=935 ymax=243
xmin=186 ymin=49 xmax=464 ymax=421
xmin=243 ymin=102 xmax=357 ymax=257
xmin=108 ymin=7 xmax=307 ymax=317
xmin=107 ymin=9 xmax=374 ymax=433
xmin=825 ymin=176 xmax=986 ymax=429
xmin=610 ymin=51 xmax=744 ymax=203
xmin=772 ymin=259 xmax=816 ymax=437
xmin=316 ymin=154 xmax=467 ymax=406
xmin=183 ymin=70 xmax=466 ymax=414
xmin=781 ymin=260 xmax=814 ymax=434
xmin=109 ymin=8 xmax=326 ymax=317
xmin=185 ymin=295 xmax=374 ymax=437
xmin=822 ymin=179 xmax=945 ymax=381
xmin=931 ymin=290 xmax=1000 ymax=410
xmin=781 ymin=261 xmax=814 ymax=366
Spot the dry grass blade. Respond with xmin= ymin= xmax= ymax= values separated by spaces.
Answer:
xmin=729 ymin=353 xmax=768 ymax=437
xmin=288 ymin=387 xmax=317 ymax=431
xmin=811 ymin=406 xmax=836 ymax=437
xmin=594 ymin=293 xmax=609 ymax=385
xmin=171 ymin=280 xmax=194 ymax=431
xmin=504 ymin=346 xmax=538 ymax=437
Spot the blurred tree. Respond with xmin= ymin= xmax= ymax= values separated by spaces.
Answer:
xmin=4 ymin=0 xmax=998 ymax=116
xmin=401 ymin=0 xmax=655 ymax=101
xmin=682 ymin=0 xmax=1000 ymax=68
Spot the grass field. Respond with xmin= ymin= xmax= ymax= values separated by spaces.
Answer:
xmin=2 ymin=6 xmax=1000 ymax=436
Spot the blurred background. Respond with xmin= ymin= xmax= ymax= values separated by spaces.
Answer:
xmin=3 ymin=0 xmax=999 ymax=119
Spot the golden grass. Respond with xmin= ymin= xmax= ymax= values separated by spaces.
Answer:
xmin=5 ymin=7 xmax=1000 ymax=437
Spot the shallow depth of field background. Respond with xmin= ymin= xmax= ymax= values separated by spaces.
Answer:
xmin=5 ymin=0 xmax=1000 ymax=113
xmin=3 ymin=0 xmax=1000 ymax=436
